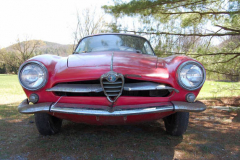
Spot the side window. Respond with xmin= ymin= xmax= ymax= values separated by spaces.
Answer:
xmin=143 ymin=42 xmax=154 ymax=55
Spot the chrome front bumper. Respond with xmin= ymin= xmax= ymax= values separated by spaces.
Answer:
xmin=18 ymin=99 xmax=206 ymax=116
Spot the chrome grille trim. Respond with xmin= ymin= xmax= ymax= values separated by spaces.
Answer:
xmin=107 ymin=93 xmax=119 ymax=96
xmin=46 ymin=84 xmax=103 ymax=93
xmin=100 ymin=71 xmax=124 ymax=103
xmin=46 ymin=82 xmax=178 ymax=94
xmin=124 ymin=82 xmax=179 ymax=93
xmin=104 ymin=85 xmax=122 ymax=89
xmin=105 ymin=89 xmax=121 ymax=92
xmin=103 ymin=81 xmax=122 ymax=84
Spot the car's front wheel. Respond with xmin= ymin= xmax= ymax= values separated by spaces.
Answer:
xmin=34 ymin=113 xmax=62 ymax=135
xmin=163 ymin=112 xmax=189 ymax=136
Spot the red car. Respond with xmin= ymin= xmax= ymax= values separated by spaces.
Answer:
xmin=18 ymin=33 xmax=206 ymax=136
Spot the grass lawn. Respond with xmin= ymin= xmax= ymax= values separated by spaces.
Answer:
xmin=197 ymin=81 xmax=240 ymax=99
xmin=0 ymin=74 xmax=26 ymax=105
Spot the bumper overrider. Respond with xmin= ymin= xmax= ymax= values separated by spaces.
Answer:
xmin=18 ymin=98 xmax=206 ymax=116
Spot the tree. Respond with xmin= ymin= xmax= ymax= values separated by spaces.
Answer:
xmin=0 ymin=38 xmax=45 ymax=73
xmin=103 ymin=0 xmax=240 ymax=35
xmin=103 ymin=0 xmax=240 ymax=80
xmin=0 ymin=49 xmax=20 ymax=73
xmin=73 ymin=8 xmax=110 ymax=50
xmin=11 ymin=38 xmax=45 ymax=63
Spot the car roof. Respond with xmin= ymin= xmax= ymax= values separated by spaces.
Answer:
xmin=81 ymin=33 xmax=149 ymax=41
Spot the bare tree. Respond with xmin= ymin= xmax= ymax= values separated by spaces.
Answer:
xmin=0 ymin=37 xmax=45 ymax=73
xmin=11 ymin=38 xmax=45 ymax=63
xmin=0 ymin=49 xmax=20 ymax=73
xmin=73 ymin=8 xmax=110 ymax=50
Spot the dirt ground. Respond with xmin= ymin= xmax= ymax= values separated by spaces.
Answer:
xmin=200 ymin=97 xmax=240 ymax=107
xmin=0 ymin=104 xmax=240 ymax=160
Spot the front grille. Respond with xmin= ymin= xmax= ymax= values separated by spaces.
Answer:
xmin=102 ymin=79 xmax=123 ymax=97
xmin=53 ymin=89 xmax=170 ymax=97
xmin=100 ymin=71 xmax=124 ymax=102
xmin=49 ymin=78 xmax=174 ymax=99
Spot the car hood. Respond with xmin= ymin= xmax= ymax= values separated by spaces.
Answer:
xmin=68 ymin=51 xmax=158 ymax=69
xmin=26 ymin=53 xmax=195 ymax=89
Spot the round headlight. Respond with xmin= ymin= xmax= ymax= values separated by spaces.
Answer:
xmin=18 ymin=61 xmax=48 ymax=91
xmin=177 ymin=61 xmax=206 ymax=90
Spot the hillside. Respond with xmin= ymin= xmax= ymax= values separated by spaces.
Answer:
xmin=35 ymin=41 xmax=74 ymax=56
xmin=5 ymin=40 xmax=74 ymax=57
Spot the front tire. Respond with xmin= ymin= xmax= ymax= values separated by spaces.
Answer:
xmin=34 ymin=113 xmax=62 ymax=135
xmin=163 ymin=112 xmax=189 ymax=136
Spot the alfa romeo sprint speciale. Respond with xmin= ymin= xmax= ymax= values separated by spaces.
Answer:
xmin=18 ymin=33 xmax=206 ymax=136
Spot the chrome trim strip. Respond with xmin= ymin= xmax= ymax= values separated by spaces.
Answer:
xmin=46 ymin=84 xmax=103 ymax=93
xmin=18 ymin=99 xmax=51 ymax=114
xmin=46 ymin=82 xmax=178 ymax=93
xmin=111 ymin=52 xmax=114 ymax=71
xmin=172 ymin=101 xmax=206 ymax=112
xmin=124 ymin=82 xmax=179 ymax=93
xmin=18 ymin=99 xmax=206 ymax=115
xmin=50 ymin=105 xmax=173 ymax=116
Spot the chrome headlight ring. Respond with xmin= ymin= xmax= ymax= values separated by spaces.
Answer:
xmin=177 ymin=61 xmax=206 ymax=91
xmin=18 ymin=61 xmax=48 ymax=91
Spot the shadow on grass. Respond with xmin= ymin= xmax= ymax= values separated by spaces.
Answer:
xmin=200 ymin=96 xmax=240 ymax=107
xmin=232 ymin=112 xmax=240 ymax=122
xmin=0 ymin=104 xmax=21 ymax=118
xmin=0 ymin=103 xmax=182 ymax=159
xmin=185 ymin=109 xmax=240 ymax=159
xmin=1 ymin=103 xmax=240 ymax=159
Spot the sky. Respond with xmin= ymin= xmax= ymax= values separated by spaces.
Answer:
xmin=0 ymin=0 xmax=113 ymax=48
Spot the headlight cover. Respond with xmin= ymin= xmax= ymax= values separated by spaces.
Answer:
xmin=177 ymin=61 xmax=206 ymax=90
xmin=18 ymin=61 xmax=48 ymax=91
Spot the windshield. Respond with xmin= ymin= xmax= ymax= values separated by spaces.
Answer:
xmin=75 ymin=34 xmax=154 ymax=55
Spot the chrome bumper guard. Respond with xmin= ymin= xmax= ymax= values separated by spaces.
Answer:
xmin=18 ymin=99 xmax=206 ymax=116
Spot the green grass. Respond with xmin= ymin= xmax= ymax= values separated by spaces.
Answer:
xmin=197 ymin=81 xmax=240 ymax=99
xmin=0 ymin=74 xmax=26 ymax=104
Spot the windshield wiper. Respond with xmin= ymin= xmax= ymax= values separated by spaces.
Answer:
xmin=136 ymin=50 xmax=142 ymax=53
xmin=73 ymin=51 xmax=90 ymax=54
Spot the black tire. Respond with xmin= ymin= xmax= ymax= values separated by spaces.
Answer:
xmin=34 ymin=113 xmax=62 ymax=135
xmin=163 ymin=112 xmax=189 ymax=136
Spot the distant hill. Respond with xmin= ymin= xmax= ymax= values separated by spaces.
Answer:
xmin=35 ymin=41 xmax=74 ymax=56
xmin=5 ymin=40 xmax=74 ymax=57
